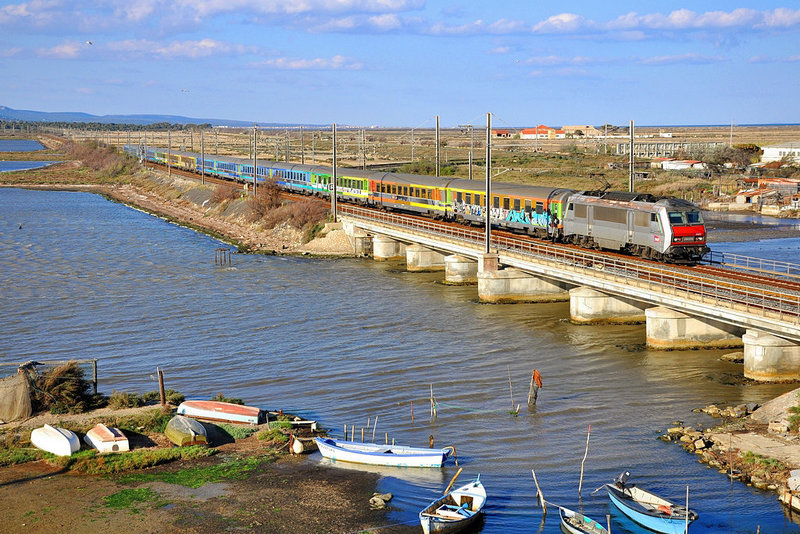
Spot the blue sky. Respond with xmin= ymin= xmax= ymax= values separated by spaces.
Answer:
xmin=1 ymin=1 xmax=799 ymax=127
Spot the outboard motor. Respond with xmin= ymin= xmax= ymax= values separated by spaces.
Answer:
xmin=614 ymin=471 xmax=631 ymax=487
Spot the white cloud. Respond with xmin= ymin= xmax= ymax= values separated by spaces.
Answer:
xmin=638 ymin=53 xmax=725 ymax=66
xmin=0 ymin=46 xmax=23 ymax=57
xmin=106 ymin=38 xmax=257 ymax=59
xmin=256 ymin=54 xmax=363 ymax=70
xmin=487 ymin=46 xmax=511 ymax=55
xmin=174 ymin=0 xmax=424 ymax=19
xmin=532 ymin=13 xmax=588 ymax=34
xmin=37 ymin=41 xmax=81 ymax=58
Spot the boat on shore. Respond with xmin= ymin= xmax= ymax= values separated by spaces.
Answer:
xmin=559 ymin=506 xmax=609 ymax=534
xmin=83 ymin=423 xmax=129 ymax=453
xmin=605 ymin=471 xmax=697 ymax=534
xmin=165 ymin=415 xmax=208 ymax=446
xmin=314 ymin=437 xmax=454 ymax=467
xmin=30 ymin=424 xmax=80 ymax=457
xmin=419 ymin=475 xmax=486 ymax=534
xmin=177 ymin=400 xmax=262 ymax=425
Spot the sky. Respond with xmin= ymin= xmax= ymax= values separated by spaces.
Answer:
xmin=1 ymin=1 xmax=799 ymax=127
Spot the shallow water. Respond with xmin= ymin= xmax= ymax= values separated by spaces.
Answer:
xmin=0 ymin=139 xmax=45 ymax=152
xmin=0 ymin=161 xmax=57 ymax=173
xmin=1 ymin=187 xmax=798 ymax=533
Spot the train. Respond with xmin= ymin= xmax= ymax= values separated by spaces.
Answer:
xmin=123 ymin=144 xmax=709 ymax=263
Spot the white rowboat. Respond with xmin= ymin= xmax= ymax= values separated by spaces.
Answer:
xmin=84 ymin=423 xmax=129 ymax=453
xmin=30 ymin=424 xmax=80 ymax=457
xmin=419 ymin=476 xmax=486 ymax=534
xmin=314 ymin=437 xmax=454 ymax=468
xmin=177 ymin=400 xmax=262 ymax=425
xmin=559 ymin=506 xmax=609 ymax=534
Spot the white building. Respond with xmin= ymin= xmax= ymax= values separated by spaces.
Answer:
xmin=762 ymin=141 xmax=800 ymax=163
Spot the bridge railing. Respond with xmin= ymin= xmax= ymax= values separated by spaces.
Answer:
xmin=705 ymin=250 xmax=800 ymax=280
xmin=340 ymin=205 xmax=800 ymax=325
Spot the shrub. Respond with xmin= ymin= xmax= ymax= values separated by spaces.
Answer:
xmin=108 ymin=391 xmax=144 ymax=409
xmin=142 ymin=389 xmax=185 ymax=405
xmin=257 ymin=428 xmax=288 ymax=443
xmin=210 ymin=393 xmax=244 ymax=405
xmin=32 ymin=361 xmax=93 ymax=414
xmin=210 ymin=184 xmax=240 ymax=204
xmin=247 ymin=179 xmax=282 ymax=220
xmin=217 ymin=423 xmax=258 ymax=440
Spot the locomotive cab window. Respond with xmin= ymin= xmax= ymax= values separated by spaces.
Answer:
xmin=686 ymin=211 xmax=703 ymax=224
xmin=668 ymin=212 xmax=685 ymax=225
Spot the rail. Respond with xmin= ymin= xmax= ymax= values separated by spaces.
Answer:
xmin=705 ymin=250 xmax=800 ymax=281
xmin=339 ymin=205 xmax=800 ymax=326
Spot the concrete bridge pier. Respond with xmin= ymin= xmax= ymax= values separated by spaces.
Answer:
xmin=645 ymin=307 xmax=744 ymax=349
xmin=743 ymin=330 xmax=800 ymax=382
xmin=372 ymin=235 xmax=406 ymax=261
xmin=569 ymin=286 xmax=649 ymax=324
xmin=478 ymin=258 xmax=570 ymax=303
xmin=341 ymin=221 xmax=371 ymax=256
xmin=406 ymin=244 xmax=446 ymax=272
xmin=444 ymin=255 xmax=478 ymax=285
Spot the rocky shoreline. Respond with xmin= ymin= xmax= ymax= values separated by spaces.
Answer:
xmin=661 ymin=386 xmax=800 ymax=513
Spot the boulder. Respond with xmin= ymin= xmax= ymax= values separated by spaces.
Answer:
xmin=751 ymin=387 xmax=800 ymax=424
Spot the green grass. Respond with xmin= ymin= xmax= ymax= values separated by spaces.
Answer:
xmin=104 ymin=487 xmax=166 ymax=513
xmin=0 ymin=447 xmax=44 ymax=467
xmin=740 ymin=451 xmax=787 ymax=473
xmin=216 ymin=423 xmax=258 ymax=440
xmin=257 ymin=427 xmax=289 ymax=443
xmin=119 ymin=454 xmax=274 ymax=488
xmin=48 ymin=446 xmax=216 ymax=475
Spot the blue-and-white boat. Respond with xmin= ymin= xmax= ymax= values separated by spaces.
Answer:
xmin=559 ymin=506 xmax=609 ymax=534
xmin=606 ymin=472 xmax=698 ymax=534
xmin=314 ymin=437 xmax=454 ymax=467
xmin=419 ymin=476 xmax=486 ymax=534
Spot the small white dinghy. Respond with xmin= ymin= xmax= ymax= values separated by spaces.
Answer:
xmin=84 ymin=423 xmax=129 ymax=453
xmin=30 ymin=424 xmax=80 ymax=457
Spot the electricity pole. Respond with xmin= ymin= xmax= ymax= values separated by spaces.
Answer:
xmin=332 ymin=123 xmax=338 ymax=223
xmin=485 ymin=112 xmax=492 ymax=253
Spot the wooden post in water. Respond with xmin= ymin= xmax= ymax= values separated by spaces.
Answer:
xmin=531 ymin=468 xmax=546 ymax=515
xmin=411 ymin=400 xmax=414 ymax=422
xmin=372 ymin=415 xmax=378 ymax=442
xmin=157 ymin=367 xmax=166 ymax=406
xmin=430 ymin=384 xmax=436 ymax=419
xmin=578 ymin=425 xmax=591 ymax=496
xmin=92 ymin=359 xmax=98 ymax=395
xmin=385 ymin=432 xmax=388 ymax=445
xmin=507 ymin=365 xmax=514 ymax=410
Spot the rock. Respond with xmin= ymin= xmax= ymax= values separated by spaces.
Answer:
xmin=768 ymin=420 xmax=789 ymax=433
xmin=751 ymin=477 xmax=768 ymax=490
xmin=787 ymin=476 xmax=800 ymax=492
xmin=745 ymin=402 xmax=759 ymax=413
xmin=721 ymin=351 xmax=744 ymax=363
xmin=369 ymin=492 xmax=393 ymax=510
xmin=750 ymin=386 xmax=800 ymax=424
xmin=702 ymin=405 xmax=721 ymax=417
xmin=658 ymin=434 xmax=672 ymax=442
xmin=694 ymin=438 xmax=708 ymax=450
xmin=667 ymin=426 xmax=685 ymax=435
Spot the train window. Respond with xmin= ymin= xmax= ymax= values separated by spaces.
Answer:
xmin=574 ymin=204 xmax=587 ymax=218
xmin=535 ymin=201 xmax=543 ymax=214
xmin=465 ymin=193 xmax=471 ymax=204
xmin=474 ymin=194 xmax=481 ymax=205
xmin=456 ymin=192 xmax=463 ymax=202
xmin=493 ymin=196 xmax=500 ymax=209
xmin=686 ymin=211 xmax=703 ymax=224
xmin=503 ymin=197 xmax=510 ymax=210
xmin=650 ymin=213 xmax=657 ymax=222
xmin=595 ymin=206 xmax=626 ymax=224
xmin=402 ymin=186 xmax=407 ymax=196
xmin=428 ymin=189 xmax=433 ymax=200
xmin=513 ymin=199 xmax=521 ymax=211
xmin=635 ymin=212 xmax=649 ymax=227
xmin=525 ymin=200 xmax=532 ymax=213
xmin=668 ymin=212 xmax=685 ymax=224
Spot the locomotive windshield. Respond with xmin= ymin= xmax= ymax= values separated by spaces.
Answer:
xmin=668 ymin=210 xmax=704 ymax=225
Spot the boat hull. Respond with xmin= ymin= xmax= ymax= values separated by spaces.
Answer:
xmin=31 ymin=424 xmax=80 ymax=457
xmin=419 ymin=478 xmax=486 ymax=534
xmin=177 ymin=400 xmax=261 ymax=425
xmin=559 ymin=507 xmax=608 ymax=534
xmin=607 ymin=485 xmax=694 ymax=534
xmin=315 ymin=437 xmax=450 ymax=467
xmin=165 ymin=415 xmax=208 ymax=446
xmin=84 ymin=424 xmax=129 ymax=453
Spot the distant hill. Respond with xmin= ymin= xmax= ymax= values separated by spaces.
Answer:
xmin=0 ymin=105 xmax=323 ymax=128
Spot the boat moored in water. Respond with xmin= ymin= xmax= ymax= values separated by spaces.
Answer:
xmin=419 ymin=475 xmax=486 ymax=534
xmin=605 ymin=471 xmax=697 ymax=534
xmin=314 ymin=437 xmax=454 ymax=468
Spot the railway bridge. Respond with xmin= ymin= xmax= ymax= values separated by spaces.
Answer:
xmin=338 ymin=204 xmax=800 ymax=383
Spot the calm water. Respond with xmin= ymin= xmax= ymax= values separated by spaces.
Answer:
xmin=0 ymin=139 xmax=45 ymax=152
xmin=1 ymin=187 xmax=799 ymax=533
xmin=0 ymin=161 xmax=57 ymax=173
